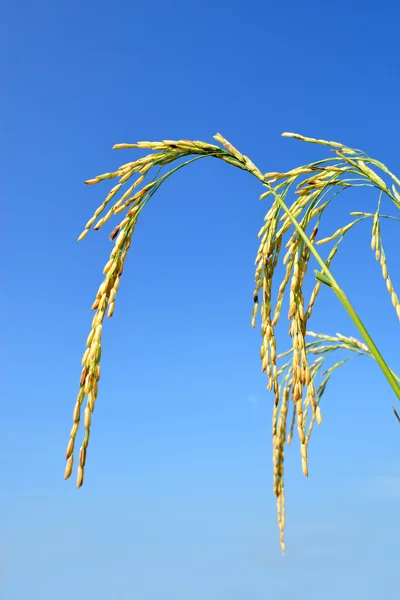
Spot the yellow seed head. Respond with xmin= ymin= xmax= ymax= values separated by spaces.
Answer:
xmin=70 ymin=422 xmax=79 ymax=439
xmin=84 ymin=407 xmax=91 ymax=428
xmin=103 ymin=259 xmax=114 ymax=274
xmin=66 ymin=438 xmax=74 ymax=460
xmin=298 ymin=424 xmax=305 ymax=444
xmin=73 ymin=402 xmax=80 ymax=423
xmin=119 ymin=170 xmax=134 ymax=184
xmin=84 ymin=373 xmax=94 ymax=394
xmin=88 ymin=390 xmax=96 ymax=411
xmin=79 ymin=367 xmax=87 ymax=387
xmin=81 ymin=348 xmax=90 ymax=365
xmin=139 ymin=162 xmax=153 ymax=175
xmin=77 ymin=466 xmax=84 ymax=488
xmin=97 ymin=280 xmax=109 ymax=297
xmin=84 ymin=216 xmax=97 ymax=230
xmin=270 ymin=345 xmax=276 ymax=364
xmin=64 ymin=456 xmax=73 ymax=479
xmin=79 ymin=447 xmax=87 ymax=468
xmin=98 ymin=295 xmax=108 ymax=312
xmin=88 ymin=343 xmax=98 ymax=362
xmin=77 ymin=229 xmax=89 ymax=242
xmin=300 ymin=443 xmax=307 ymax=461
xmin=93 ymin=324 xmax=103 ymax=343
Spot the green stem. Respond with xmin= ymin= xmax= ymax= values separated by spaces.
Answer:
xmin=333 ymin=286 xmax=400 ymax=400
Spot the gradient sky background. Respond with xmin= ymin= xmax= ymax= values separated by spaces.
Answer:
xmin=2 ymin=1 xmax=400 ymax=598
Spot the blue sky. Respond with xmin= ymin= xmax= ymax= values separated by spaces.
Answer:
xmin=2 ymin=0 xmax=400 ymax=598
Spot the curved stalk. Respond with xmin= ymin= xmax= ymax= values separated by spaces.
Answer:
xmin=69 ymin=132 xmax=400 ymax=555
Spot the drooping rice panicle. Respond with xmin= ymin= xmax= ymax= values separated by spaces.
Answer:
xmin=251 ymin=136 xmax=400 ymax=546
xmin=273 ymin=384 xmax=289 ymax=553
xmin=370 ymin=206 xmax=400 ymax=321
xmin=66 ymin=218 xmax=135 ymax=486
xmin=281 ymin=132 xmax=359 ymax=155
xmin=67 ymin=137 xmax=262 ymax=485
xmin=316 ymin=217 xmax=365 ymax=246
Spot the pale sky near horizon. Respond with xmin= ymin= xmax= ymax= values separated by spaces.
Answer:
xmin=2 ymin=1 xmax=400 ymax=598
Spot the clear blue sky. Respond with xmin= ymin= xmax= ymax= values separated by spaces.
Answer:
xmin=2 ymin=1 xmax=400 ymax=598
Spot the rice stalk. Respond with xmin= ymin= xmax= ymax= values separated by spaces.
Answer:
xmin=68 ymin=131 xmax=400 ymax=552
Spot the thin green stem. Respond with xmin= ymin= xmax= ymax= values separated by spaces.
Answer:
xmin=333 ymin=286 xmax=400 ymax=399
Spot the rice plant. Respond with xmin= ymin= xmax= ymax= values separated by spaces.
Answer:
xmin=65 ymin=132 xmax=400 ymax=552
